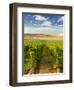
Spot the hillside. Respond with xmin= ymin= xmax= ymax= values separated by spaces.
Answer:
xmin=24 ymin=34 xmax=63 ymax=40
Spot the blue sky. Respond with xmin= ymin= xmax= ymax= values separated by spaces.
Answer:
xmin=23 ymin=13 xmax=64 ymax=35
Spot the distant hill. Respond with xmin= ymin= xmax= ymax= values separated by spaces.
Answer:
xmin=24 ymin=34 xmax=63 ymax=40
xmin=25 ymin=33 xmax=54 ymax=37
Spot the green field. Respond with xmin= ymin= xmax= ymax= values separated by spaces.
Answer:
xmin=24 ymin=40 xmax=63 ymax=74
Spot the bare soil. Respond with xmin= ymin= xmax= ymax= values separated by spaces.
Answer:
xmin=25 ymin=66 xmax=62 ymax=74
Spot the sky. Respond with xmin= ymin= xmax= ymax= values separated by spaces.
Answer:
xmin=23 ymin=13 xmax=64 ymax=35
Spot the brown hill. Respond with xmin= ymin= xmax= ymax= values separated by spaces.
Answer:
xmin=24 ymin=34 xmax=63 ymax=40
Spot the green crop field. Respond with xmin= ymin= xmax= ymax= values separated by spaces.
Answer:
xmin=24 ymin=39 xmax=63 ymax=74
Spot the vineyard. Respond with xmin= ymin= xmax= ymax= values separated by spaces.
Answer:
xmin=24 ymin=39 xmax=63 ymax=74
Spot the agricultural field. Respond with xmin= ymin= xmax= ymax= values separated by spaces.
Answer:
xmin=24 ymin=34 xmax=63 ymax=74
xmin=23 ymin=13 xmax=64 ymax=75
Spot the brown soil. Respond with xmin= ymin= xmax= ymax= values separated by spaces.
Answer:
xmin=25 ymin=66 xmax=62 ymax=74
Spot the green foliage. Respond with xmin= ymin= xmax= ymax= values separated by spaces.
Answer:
xmin=24 ymin=40 xmax=63 ymax=73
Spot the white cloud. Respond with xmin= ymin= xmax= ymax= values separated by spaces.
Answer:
xmin=57 ymin=16 xmax=64 ymax=23
xmin=34 ymin=15 xmax=46 ymax=21
xmin=58 ymin=24 xmax=63 ymax=27
xmin=24 ymin=26 xmax=63 ymax=35
xmin=41 ymin=21 xmax=52 ymax=27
